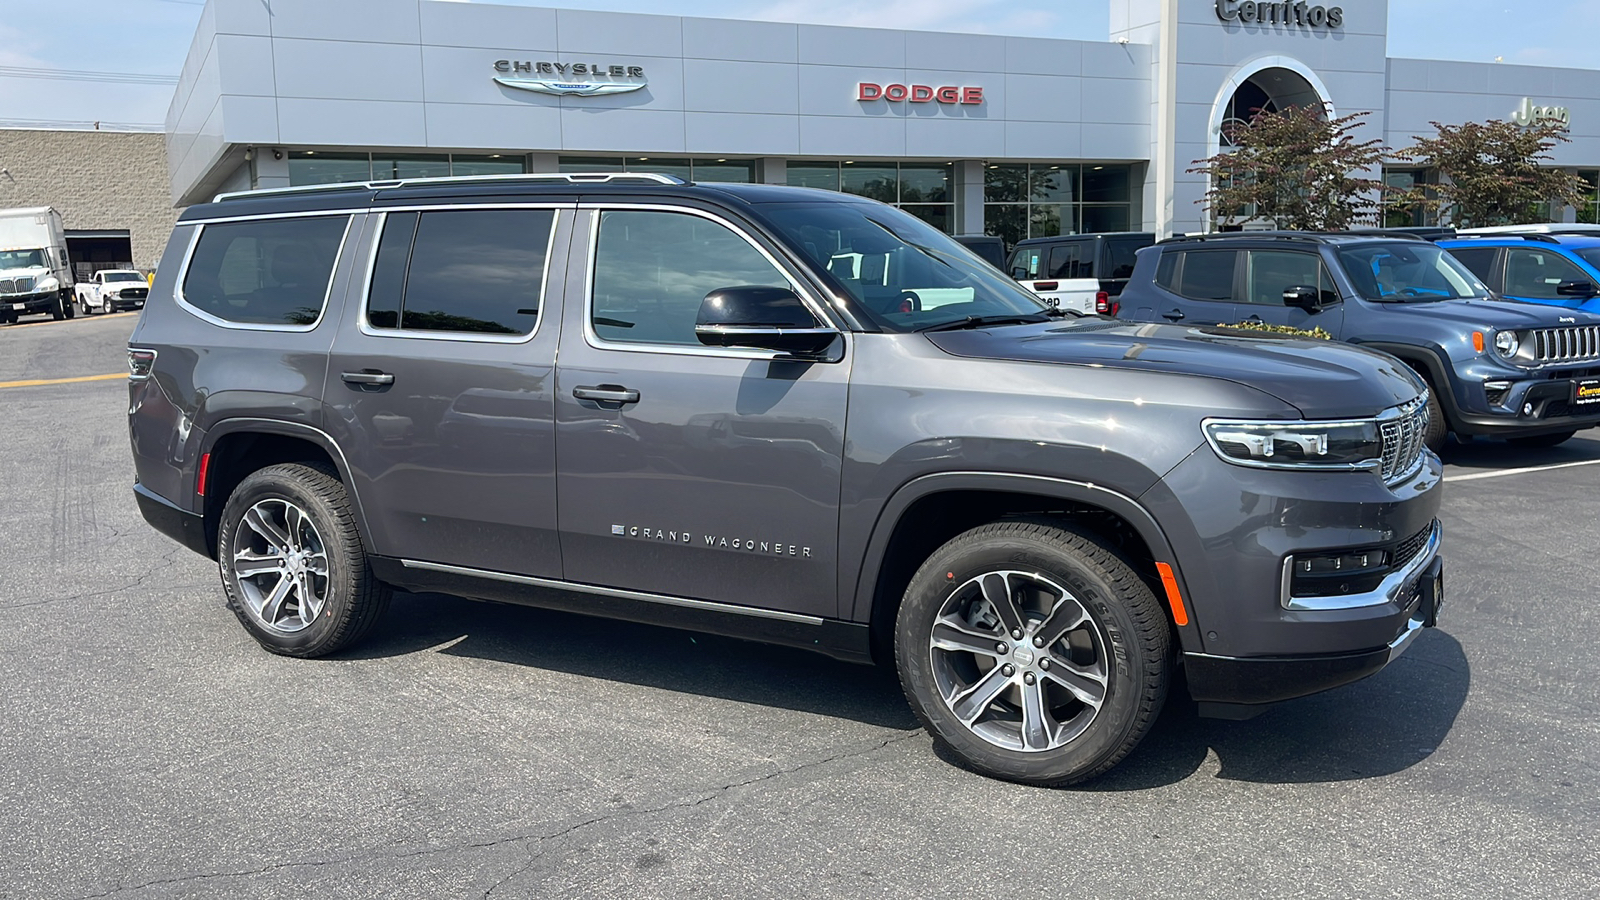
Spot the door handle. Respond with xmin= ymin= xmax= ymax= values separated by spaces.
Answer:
xmin=1245 ymin=315 xmax=1263 ymax=323
xmin=573 ymin=384 xmax=641 ymax=405
xmin=341 ymin=370 xmax=395 ymax=386
xmin=1161 ymin=309 xmax=1186 ymax=321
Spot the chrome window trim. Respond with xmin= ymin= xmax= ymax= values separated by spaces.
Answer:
xmin=399 ymin=559 xmax=824 ymax=625
xmin=578 ymin=203 xmax=843 ymax=360
xmin=1280 ymin=519 xmax=1442 ymax=611
xmin=175 ymin=214 xmax=354 ymax=333
xmin=178 ymin=208 xmax=371 ymax=227
xmin=354 ymin=204 xmax=568 ymax=345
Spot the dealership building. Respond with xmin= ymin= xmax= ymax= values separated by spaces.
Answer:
xmin=159 ymin=0 xmax=1600 ymax=243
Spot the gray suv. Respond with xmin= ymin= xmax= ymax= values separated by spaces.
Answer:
xmin=129 ymin=174 xmax=1444 ymax=786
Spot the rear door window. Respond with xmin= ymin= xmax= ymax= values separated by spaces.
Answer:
xmin=1447 ymin=247 xmax=1500 ymax=288
xmin=182 ymin=215 xmax=351 ymax=327
xmin=1174 ymin=250 xmax=1238 ymax=302
xmin=365 ymin=208 xmax=555 ymax=337
xmin=1101 ymin=238 xmax=1148 ymax=281
xmin=1048 ymin=242 xmax=1088 ymax=279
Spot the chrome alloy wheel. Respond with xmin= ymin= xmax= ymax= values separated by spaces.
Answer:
xmin=928 ymin=570 xmax=1109 ymax=753
xmin=229 ymin=499 xmax=330 ymax=634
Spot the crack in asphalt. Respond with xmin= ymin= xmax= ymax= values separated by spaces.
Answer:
xmin=65 ymin=733 xmax=921 ymax=899
xmin=0 ymin=545 xmax=196 ymax=612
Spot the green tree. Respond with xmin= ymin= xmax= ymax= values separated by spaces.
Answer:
xmin=1393 ymin=119 xmax=1587 ymax=227
xmin=1191 ymin=105 xmax=1388 ymax=231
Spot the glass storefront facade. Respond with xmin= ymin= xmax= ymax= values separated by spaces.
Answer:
xmin=557 ymin=156 xmax=756 ymax=183
xmin=785 ymin=161 xmax=954 ymax=233
xmin=983 ymin=163 xmax=1140 ymax=247
xmin=287 ymin=151 xmax=526 ymax=185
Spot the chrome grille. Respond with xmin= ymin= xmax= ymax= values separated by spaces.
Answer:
xmin=1379 ymin=395 xmax=1429 ymax=485
xmin=0 ymin=276 xmax=36 ymax=295
xmin=1531 ymin=326 xmax=1600 ymax=363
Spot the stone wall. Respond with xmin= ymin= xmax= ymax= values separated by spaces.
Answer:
xmin=0 ymin=129 xmax=176 ymax=271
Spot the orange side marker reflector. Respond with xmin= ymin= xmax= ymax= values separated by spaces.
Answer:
xmin=1472 ymin=331 xmax=1485 ymax=352
xmin=197 ymin=452 xmax=211 ymax=497
xmin=1155 ymin=562 xmax=1188 ymax=627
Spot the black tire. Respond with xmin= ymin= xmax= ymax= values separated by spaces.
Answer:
xmin=1508 ymin=430 xmax=1576 ymax=448
xmin=1421 ymin=382 xmax=1447 ymax=454
xmin=76 ymin=296 xmax=87 ymax=316
xmin=217 ymin=462 xmax=390 ymax=657
xmin=62 ymin=292 xmax=74 ymax=320
xmin=894 ymin=519 xmax=1171 ymax=786
xmin=50 ymin=292 xmax=65 ymax=321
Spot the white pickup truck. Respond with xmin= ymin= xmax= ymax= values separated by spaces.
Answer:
xmin=75 ymin=270 xmax=150 ymax=315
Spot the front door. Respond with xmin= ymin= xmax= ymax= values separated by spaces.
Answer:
xmin=554 ymin=206 xmax=850 ymax=619
xmin=1235 ymin=248 xmax=1346 ymax=337
xmin=323 ymin=203 xmax=572 ymax=578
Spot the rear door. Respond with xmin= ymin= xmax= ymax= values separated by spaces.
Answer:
xmin=1144 ymin=247 xmax=1238 ymax=325
xmin=1235 ymin=248 xmax=1346 ymax=337
xmin=552 ymin=204 xmax=850 ymax=619
xmin=323 ymin=201 xmax=573 ymax=578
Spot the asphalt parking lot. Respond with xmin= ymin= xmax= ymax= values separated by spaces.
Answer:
xmin=2 ymin=312 xmax=1597 ymax=899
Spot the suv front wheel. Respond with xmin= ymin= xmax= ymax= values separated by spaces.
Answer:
xmin=217 ymin=462 xmax=390 ymax=657
xmin=894 ymin=520 xmax=1170 ymax=786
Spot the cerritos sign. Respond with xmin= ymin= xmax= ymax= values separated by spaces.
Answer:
xmin=857 ymin=82 xmax=984 ymax=105
xmin=493 ymin=59 xmax=647 ymax=97
xmin=1215 ymin=0 xmax=1345 ymax=28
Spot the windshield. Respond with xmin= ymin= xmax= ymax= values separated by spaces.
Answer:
xmin=761 ymin=201 xmax=1049 ymax=331
xmin=0 ymin=249 xmax=46 ymax=269
xmin=1337 ymin=242 xmax=1489 ymax=301
xmin=103 ymin=271 xmax=143 ymax=282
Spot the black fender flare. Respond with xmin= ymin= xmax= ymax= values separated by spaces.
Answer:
xmin=850 ymin=471 xmax=1204 ymax=653
xmin=1353 ymin=342 xmax=1456 ymax=427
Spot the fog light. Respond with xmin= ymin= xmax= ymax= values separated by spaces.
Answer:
xmin=1523 ymin=402 xmax=1535 ymax=416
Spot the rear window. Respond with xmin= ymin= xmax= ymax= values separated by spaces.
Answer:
xmin=1175 ymin=250 xmax=1237 ymax=302
xmin=182 ymin=216 xmax=349 ymax=326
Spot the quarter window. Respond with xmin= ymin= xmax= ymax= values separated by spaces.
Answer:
xmin=591 ymin=210 xmax=800 ymax=346
xmin=366 ymin=209 xmax=554 ymax=336
xmin=182 ymin=216 xmax=349 ymax=326
xmin=1504 ymin=248 xmax=1590 ymax=301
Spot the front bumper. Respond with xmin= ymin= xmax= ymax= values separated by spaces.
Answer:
xmin=1184 ymin=551 xmax=1443 ymax=715
xmin=1453 ymin=375 xmax=1600 ymax=437
xmin=2 ymin=291 xmax=58 ymax=315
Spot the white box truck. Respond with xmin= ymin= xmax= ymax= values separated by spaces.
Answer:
xmin=0 ymin=206 xmax=75 ymax=323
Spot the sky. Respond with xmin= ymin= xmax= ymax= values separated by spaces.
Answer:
xmin=2 ymin=0 xmax=1598 ymax=130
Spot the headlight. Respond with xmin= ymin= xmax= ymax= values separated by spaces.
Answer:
xmin=36 ymin=276 xmax=58 ymax=292
xmin=1494 ymin=330 xmax=1520 ymax=359
xmin=1203 ymin=418 xmax=1383 ymax=471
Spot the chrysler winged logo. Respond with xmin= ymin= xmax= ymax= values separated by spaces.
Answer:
xmin=494 ymin=59 xmax=646 ymax=97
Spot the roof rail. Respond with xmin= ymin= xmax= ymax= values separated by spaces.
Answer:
xmin=1447 ymin=232 xmax=1560 ymax=244
xmin=213 ymin=171 xmax=689 ymax=203
xmin=1159 ymin=231 xmax=1333 ymax=245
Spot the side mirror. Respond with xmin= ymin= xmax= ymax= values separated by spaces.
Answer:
xmin=695 ymin=286 xmax=837 ymax=357
xmin=1282 ymin=285 xmax=1326 ymax=311
xmin=1556 ymin=280 xmax=1598 ymax=298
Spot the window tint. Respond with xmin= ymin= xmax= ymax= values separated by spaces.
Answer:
xmin=366 ymin=209 xmax=553 ymax=336
xmin=1154 ymin=249 xmax=1178 ymax=291
xmin=1447 ymin=247 xmax=1499 ymax=286
xmin=1505 ymin=248 xmax=1590 ymax=301
xmin=183 ymin=216 xmax=348 ymax=326
xmin=1048 ymin=242 xmax=1089 ymax=279
xmin=1175 ymin=250 xmax=1236 ymax=302
xmin=1102 ymin=238 xmax=1148 ymax=280
xmin=1243 ymin=250 xmax=1333 ymax=306
xmin=592 ymin=210 xmax=798 ymax=345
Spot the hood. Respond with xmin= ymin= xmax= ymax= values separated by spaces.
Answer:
xmin=926 ymin=320 xmax=1424 ymax=419
xmin=0 ymin=264 xmax=48 ymax=277
xmin=1377 ymin=297 xmax=1600 ymax=329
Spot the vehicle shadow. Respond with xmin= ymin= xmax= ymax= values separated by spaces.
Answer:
xmin=344 ymin=590 xmax=920 ymax=730
xmin=1085 ymin=629 xmax=1470 ymax=790
xmin=351 ymin=592 xmax=1470 ymax=787
xmin=1438 ymin=432 xmax=1600 ymax=471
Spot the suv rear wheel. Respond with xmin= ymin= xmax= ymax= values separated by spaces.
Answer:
xmin=217 ymin=462 xmax=390 ymax=657
xmin=894 ymin=520 xmax=1170 ymax=786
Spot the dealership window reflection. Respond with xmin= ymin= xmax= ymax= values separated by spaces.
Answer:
xmin=984 ymin=163 xmax=1139 ymax=247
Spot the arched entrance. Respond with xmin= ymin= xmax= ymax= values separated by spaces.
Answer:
xmin=1208 ymin=56 xmax=1334 ymax=154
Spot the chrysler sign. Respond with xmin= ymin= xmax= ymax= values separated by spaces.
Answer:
xmin=857 ymin=83 xmax=985 ymax=105
xmin=493 ymin=59 xmax=647 ymax=97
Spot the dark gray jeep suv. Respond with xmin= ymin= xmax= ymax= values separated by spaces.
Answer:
xmin=129 ymin=174 xmax=1444 ymax=785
